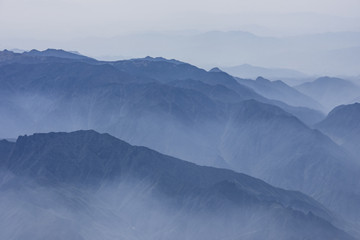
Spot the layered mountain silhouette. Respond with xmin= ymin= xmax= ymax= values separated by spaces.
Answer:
xmin=219 ymin=100 xmax=360 ymax=222
xmin=0 ymin=130 xmax=355 ymax=240
xmin=296 ymin=77 xmax=360 ymax=112
xmin=1 ymin=49 xmax=360 ymax=235
xmin=315 ymin=103 xmax=360 ymax=158
xmin=235 ymin=76 xmax=323 ymax=111
xmin=113 ymin=56 xmax=324 ymax=124
xmin=0 ymin=49 xmax=324 ymax=123
xmin=222 ymin=64 xmax=309 ymax=85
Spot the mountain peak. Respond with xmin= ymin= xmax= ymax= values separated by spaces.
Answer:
xmin=0 ymin=49 xmax=18 ymax=56
xmin=255 ymin=76 xmax=270 ymax=83
xmin=209 ymin=67 xmax=224 ymax=73
xmin=24 ymin=48 xmax=91 ymax=60
xmin=320 ymin=102 xmax=360 ymax=126
xmin=134 ymin=56 xmax=184 ymax=65
xmin=296 ymin=76 xmax=360 ymax=112
xmin=313 ymin=76 xmax=355 ymax=86
xmin=329 ymin=102 xmax=360 ymax=116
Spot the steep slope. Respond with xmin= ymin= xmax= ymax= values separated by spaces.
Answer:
xmin=236 ymin=76 xmax=323 ymax=111
xmin=296 ymin=77 xmax=360 ymax=112
xmin=0 ymin=130 xmax=355 ymax=240
xmin=220 ymin=100 xmax=360 ymax=224
xmin=0 ymin=61 xmax=225 ymax=166
xmin=0 ymin=51 xmax=356 ymax=224
xmin=0 ymin=50 xmax=324 ymax=124
xmin=113 ymin=57 xmax=262 ymax=99
xmin=315 ymin=103 xmax=360 ymax=158
xmin=113 ymin=57 xmax=324 ymax=124
xmin=0 ymin=58 xmax=319 ymax=167
xmin=0 ymin=62 xmax=136 ymax=96
xmin=169 ymin=79 xmax=242 ymax=103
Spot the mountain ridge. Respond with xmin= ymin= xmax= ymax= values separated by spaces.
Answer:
xmin=1 ymin=130 xmax=356 ymax=240
xmin=296 ymin=77 xmax=360 ymax=112
xmin=315 ymin=103 xmax=360 ymax=158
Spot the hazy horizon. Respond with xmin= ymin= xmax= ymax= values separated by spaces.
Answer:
xmin=1 ymin=0 xmax=359 ymax=36
xmin=1 ymin=0 xmax=360 ymax=76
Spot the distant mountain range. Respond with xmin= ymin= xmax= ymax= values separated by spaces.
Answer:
xmin=0 ymin=130 xmax=355 ymax=240
xmin=222 ymin=64 xmax=310 ymax=85
xmin=6 ymin=30 xmax=360 ymax=76
xmin=1 ymin=49 xmax=360 ymax=238
xmin=296 ymin=77 xmax=360 ymax=112
xmin=235 ymin=76 xmax=323 ymax=111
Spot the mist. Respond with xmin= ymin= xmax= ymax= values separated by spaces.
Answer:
xmin=1 ymin=0 xmax=359 ymax=37
xmin=0 ymin=167 xmax=352 ymax=240
xmin=0 ymin=0 xmax=360 ymax=238
xmin=1 ymin=0 xmax=360 ymax=76
xmin=1 ymin=42 xmax=360 ymax=239
xmin=2 ymin=31 xmax=360 ymax=77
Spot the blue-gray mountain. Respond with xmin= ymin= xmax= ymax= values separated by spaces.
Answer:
xmin=235 ymin=76 xmax=323 ymax=111
xmin=222 ymin=64 xmax=310 ymax=85
xmin=112 ymin=56 xmax=324 ymax=124
xmin=0 ymin=130 xmax=355 ymax=240
xmin=296 ymin=77 xmax=360 ymax=112
xmin=315 ymin=103 xmax=360 ymax=159
xmin=0 ymin=49 xmax=359 ymax=235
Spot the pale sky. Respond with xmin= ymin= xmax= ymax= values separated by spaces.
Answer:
xmin=1 ymin=0 xmax=360 ymax=39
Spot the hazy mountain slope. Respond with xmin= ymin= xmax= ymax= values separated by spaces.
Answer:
xmin=113 ymin=57 xmax=261 ymax=99
xmin=220 ymin=100 xmax=360 ymax=224
xmin=168 ymin=77 xmax=324 ymax=124
xmin=0 ymin=62 xmax=225 ymax=166
xmin=113 ymin=56 xmax=324 ymax=124
xmin=0 ymin=54 xmax=320 ymax=167
xmin=236 ymin=76 xmax=323 ymax=111
xmin=0 ymin=95 xmax=35 ymax=138
xmin=0 ymin=62 xmax=135 ymax=91
xmin=0 ymin=140 xmax=14 ymax=160
xmin=169 ymin=79 xmax=243 ymax=103
xmin=315 ymin=103 xmax=360 ymax=158
xmin=296 ymin=77 xmax=360 ymax=112
xmin=0 ymin=130 xmax=355 ymax=240
xmin=222 ymin=64 xmax=310 ymax=85
xmin=2 ymin=63 xmax=355 ymax=226
xmin=0 ymin=50 xmax=324 ymax=124
xmin=0 ymin=50 xmax=357 ymax=224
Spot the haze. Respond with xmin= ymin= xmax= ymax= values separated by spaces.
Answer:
xmin=1 ymin=0 xmax=360 ymax=75
xmin=1 ymin=0 xmax=359 ymax=37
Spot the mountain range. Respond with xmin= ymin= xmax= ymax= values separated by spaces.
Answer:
xmin=235 ymin=76 xmax=323 ymax=111
xmin=296 ymin=77 xmax=360 ymax=112
xmin=0 ymin=130 xmax=355 ymax=240
xmin=1 ymin=49 xmax=360 ymax=238
xmin=222 ymin=64 xmax=310 ymax=85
